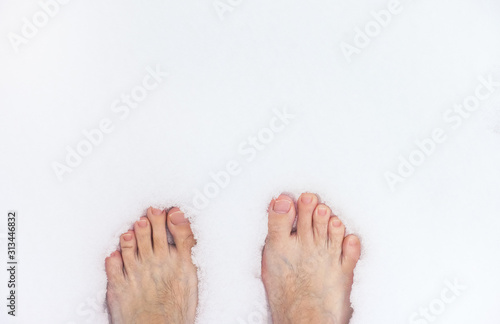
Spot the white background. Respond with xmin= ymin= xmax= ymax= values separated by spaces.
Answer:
xmin=1 ymin=0 xmax=500 ymax=323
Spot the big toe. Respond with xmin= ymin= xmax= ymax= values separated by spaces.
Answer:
xmin=267 ymin=194 xmax=296 ymax=241
xmin=342 ymin=235 xmax=361 ymax=274
xmin=167 ymin=208 xmax=196 ymax=255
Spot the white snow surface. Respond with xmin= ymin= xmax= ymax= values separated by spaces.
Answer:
xmin=1 ymin=0 xmax=500 ymax=323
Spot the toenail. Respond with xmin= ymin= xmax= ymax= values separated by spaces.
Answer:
xmin=301 ymin=195 xmax=313 ymax=204
xmin=332 ymin=219 xmax=341 ymax=227
xmin=318 ymin=206 xmax=328 ymax=216
xmin=138 ymin=219 xmax=148 ymax=228
xmin=123 ymin=233 xmax=133 ymax=241
xmin=170 ymin=211 xmax=189 ymax=225
xmin=151 ymin=207 xmax=163 ymax=216
xmin=273 ymin=200 xmax=292 ymax=214
xmin=349 ymin=238 xmax=358 ymax=246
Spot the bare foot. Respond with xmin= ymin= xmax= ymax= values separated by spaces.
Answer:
xmin=105 ymin=207 xmax=198 ymax=324
xmin=262 ymin=193 xmax=361 ymax=324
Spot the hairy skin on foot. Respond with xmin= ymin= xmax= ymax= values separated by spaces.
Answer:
xmin=105 ymin=207 xmax=198 ymax=324
xmin=262 ymin=193 xmax=361 ymax=324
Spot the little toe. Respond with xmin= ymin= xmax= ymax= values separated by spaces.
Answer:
xmin=105 ymin=251 xmax=125 ymax=286
xmin=267 ymin=194 xmax=296 ymax=241
xmin=120 ymin=231 xmax=138 ymax=274
xmin=328 ymin=216 xmax=346 ymax=260
xmin=296 ymin=193 xmax=318 ymax=240
xmin=342 ymin=235 xmax=361 ymax=275
xmin=312 ymin=204 xmax=331 ymax=245
xmin=134 ymin=217 xmax=153 ymax=260
xmin=167 ymin=208 xmax=196 ymax=255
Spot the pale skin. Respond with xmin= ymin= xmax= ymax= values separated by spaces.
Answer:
xmin=105 ymin=193 xmax=361 ymax=324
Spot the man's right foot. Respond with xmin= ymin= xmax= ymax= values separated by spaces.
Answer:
xmin=262 ymin=193 xmax=361 ymax=324
xmin=105 ymin=207 xmax=198 ymax=324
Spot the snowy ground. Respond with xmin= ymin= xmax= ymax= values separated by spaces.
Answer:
xmin=1 ymin=0 xmax=500 ymax=323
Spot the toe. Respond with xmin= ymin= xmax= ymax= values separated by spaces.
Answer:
xmin=342 ymin=235 xmax=361 ymax=274
xmin=134 ymin=216 xmax=153 ymax=260
xmin=312 ymin=204 xmax=331 ymax=245
xmin=147 ymin=207 xmax=168 ymax=254
xmin=120 ymin=231 xmax=138 ymax=275
xmin=296 ymin=193 xmax=318 ymax=240
xmin=267 ymin=194 xmax=296 ymax=241
xmin=105 ymin=251 xmax=125 ymax=285
xmin=167 ymin=208 xmax=196 ymax=255
xmin=328 ymin=216 xmax=345 ymax=260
